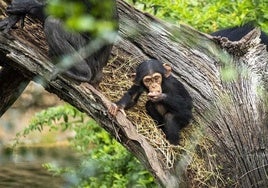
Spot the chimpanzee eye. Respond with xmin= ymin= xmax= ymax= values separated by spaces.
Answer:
xmin=143 ymin=78 xmax=151 ymax=85
xmin=153 ymin=75 xmax=161 ymax=83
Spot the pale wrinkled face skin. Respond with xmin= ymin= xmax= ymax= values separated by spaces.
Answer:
xmin=143 ymin=73 xmax=162 ymax=94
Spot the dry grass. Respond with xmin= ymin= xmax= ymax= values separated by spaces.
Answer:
xmin=99 ymin=55 xmax=226 ymax=187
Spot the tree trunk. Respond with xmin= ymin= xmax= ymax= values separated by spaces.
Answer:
xmin=0 ymin=0 xmax=267 ymax=187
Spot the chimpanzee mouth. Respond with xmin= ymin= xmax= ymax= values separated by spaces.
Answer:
xmin=148 ymin=91 xmax=161 ymax=96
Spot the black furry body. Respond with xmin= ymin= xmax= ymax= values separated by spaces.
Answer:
xmin=0 ymin=0 xmax=117 ymax=84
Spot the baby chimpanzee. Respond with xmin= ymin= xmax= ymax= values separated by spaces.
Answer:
xmin=109 ymin=59 xmax=193 ymax=145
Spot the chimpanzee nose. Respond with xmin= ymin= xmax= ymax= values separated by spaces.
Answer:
xmin=152 ymin=83 xmax=157 ymax=88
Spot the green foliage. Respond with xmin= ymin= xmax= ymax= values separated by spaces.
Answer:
xmin=16 ymin=105 xmax=156 ymax=187
xmin=127 ymin=0 xmax=268 ymax=33
xmin=71 ymin=121 xmax=156 ymax=188
xmin=46 ymin=0 xmax=117 ymax=35
xmin=13 ymin=104 xmax=83 ymax=146
xmin=15 ymin=104 xmax=82 ymax=137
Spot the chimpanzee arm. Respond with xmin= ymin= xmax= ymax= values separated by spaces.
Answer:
xmin=116 ymin=85 xmax=144 ymax=109
xmin=0 ymin=0 xmax=46 ymax=33
xmin=44 ymin=17 xmax=95 ymax=82
xmin=161 ymin=91 xmax=193 ymax=139
xmin=162 ymin=94 xmax=192 ymax=112
xmin=161 ymin=77 xmax=193 ymax=113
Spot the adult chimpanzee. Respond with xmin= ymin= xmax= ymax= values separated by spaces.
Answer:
xmin=0 ymin=0 xmax=118 ymax=85
xmin=109 ymin=59 xmax=193 ymax=145
xmin=211 ymin=22 xmax=268 ymax=50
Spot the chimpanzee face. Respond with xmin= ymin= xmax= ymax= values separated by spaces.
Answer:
xmin=134 ymin=60 xmax=172 ymax=96
xmin=143 ymin=73 xmax=162 ymax=94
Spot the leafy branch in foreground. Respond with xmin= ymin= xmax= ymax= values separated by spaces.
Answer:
xmin=13 ymin=104 xmax=82 ymax=145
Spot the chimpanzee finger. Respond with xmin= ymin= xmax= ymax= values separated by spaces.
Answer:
xmin=149 ymin=97 xmax=159 ymax=102
xmin=149 ymin=93 xmax=166 ymax=102
xmin=109 ymin=103 xmax=119 ymax=116
xmin=20 ymin=15 xmax=26 ymax=28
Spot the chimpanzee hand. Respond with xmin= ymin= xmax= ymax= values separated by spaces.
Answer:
xmin=148 ymin=93 xmax=167 ymax=102
xmin=0 ymin=15 xmax=22 ymax=33
xmin=0 ymin=0 xmax=45 ymax=33
xmin=0 ymin=1 xmax=28 ymax=33
xmin=109 ymin=103 xmax=126 ymax=116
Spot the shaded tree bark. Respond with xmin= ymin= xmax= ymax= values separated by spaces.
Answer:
xmin=0 ymin=66 xmax=30 ymax=116
xmin=0 ymin=0 xmax=268 ymax=187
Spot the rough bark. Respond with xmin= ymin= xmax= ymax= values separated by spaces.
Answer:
xmin=0 ymin=0 xmax=268 ymax=187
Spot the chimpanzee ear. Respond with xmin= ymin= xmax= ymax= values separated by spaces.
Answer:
xmin=128 ymin=73 xmax=136 ymax=82
xmin=163 ymin=63 xmax=172 ymax=77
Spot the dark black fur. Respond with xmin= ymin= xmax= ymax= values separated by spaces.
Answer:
xmin=0 ymin=0 xmax=118 ymax=85
xmin=116 ymin=59 xmax=193 ymax=145
xmin=211 ymin=23 xmax=268 ymax=50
